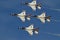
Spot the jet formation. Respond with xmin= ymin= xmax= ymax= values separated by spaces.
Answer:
xmin=11 ymin=11 xmax=51 ymax=23
xmin=11 ymin=0 xmax=51 ymax=35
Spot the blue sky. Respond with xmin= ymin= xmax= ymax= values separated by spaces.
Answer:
xmin=0 ymin=0 xmax=60 ymax=40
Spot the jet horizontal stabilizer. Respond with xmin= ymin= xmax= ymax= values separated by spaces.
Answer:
xmin=45 ymin=16 xmax=51 ymax=22
xmin=34 ymin=28 xmax=39 ymax=34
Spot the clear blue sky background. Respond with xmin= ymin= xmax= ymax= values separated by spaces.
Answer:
xmin=0 ymin=0 xmax=60 ymax=40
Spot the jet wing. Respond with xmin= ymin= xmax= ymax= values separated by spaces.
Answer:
xmin=18 ymin=15 xmax=25 ymax=22
xmin=39 ymin=17 xmax=45 ymax=23
xmin=29 ymin=5 xmax=36 ymax=10
xmin=26 ymin=29 xmax=33 ymax=35
xmin=25 ymin=24 xmax=34 ymax=35
xmin=17 ymin=11 xmax=26 ymax=22
xmin=37 ymin=13 xmax=46 ymax=23
xmin=28 ymin=0 xmax=36 ymax=10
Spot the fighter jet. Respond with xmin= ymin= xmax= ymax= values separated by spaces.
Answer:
xmin=18 ymin=24 xmax=39 ymax=35
xmin=32 ymin=12 xmax=51 ymax=23
xmin=23 ymin=0 xmax=41 ymax=11
xmin=11 ymin=10 xmax=31 ymax=22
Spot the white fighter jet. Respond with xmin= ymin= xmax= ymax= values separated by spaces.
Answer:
xmin=18 ymin=24 xmax=39 ymax=35
xmin=23 ymin=0 xmax=41 ymax=11
xmin=11 ymin=10 xmax=31 ymax=22
xmin=32 ymin=12 xmax=51 ymax=23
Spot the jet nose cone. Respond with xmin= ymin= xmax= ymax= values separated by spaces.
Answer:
xmin=33 ymin=15 xmax=37 ymax=17
xmin=25 ymin=2 xmax=28 ymax=5
xmin=11 ymin=14 xmax=17 ymax=16
xmin=14 ymin=14 xmax=17 ymax=16
xmin=22 ymin=27 xmax=25 ymax=30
